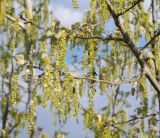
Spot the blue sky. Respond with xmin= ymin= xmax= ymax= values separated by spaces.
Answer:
xmin=50 ymin=0 xmax=90 ymax=27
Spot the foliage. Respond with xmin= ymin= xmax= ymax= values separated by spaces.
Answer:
xmin=0 ymin=0 xmax=160 ymax=137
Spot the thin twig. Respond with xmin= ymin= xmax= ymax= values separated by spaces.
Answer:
xmin=142 ymin=29 xmax=160 ymax=49
xmin=83 ymin=20 xmax=106 ymax=29
xmin=105 ymin=112 xmax=159 ymax=127
xmin=19 ymin=14 xmax=44 ymax=29
xmin=74 ymin=36 xmax=124 ymax=42
xmin=117 ymin=0 xmax=143 ymax=17
xmin=6 ymin=14 xmax=26 ymax=31
xmin=68 ymin=20 xmax=108 ymax=37
xmin=74 ymin=74 xmax=141 ymax=85
xmin=111 ymin=124 xmax=128 ymax=137
xmin=27 ymin=65 xmax=44 ymax=71
xmin=8 ymin=122 xmax=19 ymax=134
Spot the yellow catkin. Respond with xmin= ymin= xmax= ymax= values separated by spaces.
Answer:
xmin=72 ymin=82 xmax=80 ymax=117
xmin=9 ymin=38 xmax=15 ymax=51
xmin=138 ymin=75 xmax=148 ymax=113
xmin=0 ymin=0 xmax=6 ymax=23
xmin=10 ymin=73 xmax=18 ymax=104
xmin=28 ymin=97 xmax=37 ymax=135
xmin=72 ymin=0 xmax=79 ymax=8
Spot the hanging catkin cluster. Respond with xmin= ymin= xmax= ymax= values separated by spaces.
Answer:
xmin=87 ymin=88 xmax=96 ymax=129
xmin=39 ymin=40 xmax=53 ymax=107
xmin=72 ymin=0 xmax=79 ymax=8
xmin=100 ymin=0 xmax=108 ymax=20
xmin=72 ymin=80 xmax=79 ymax=117
xmin=10 ymin=73 xmax=18 ymax=104
xmin=88 ymin=39 xmax=97 ymax=73
xmin=28 ymin=96 xmax=37 ymax=135
xmin=21 ymin=10 xmax=32 ymax=33
xmin=138 ymin=75 xmax=148 ymax=114
xmin=52 ymin=30 xmax=68 ymax=112
xmin=0 ymin=0 xmax=6 ymax=23
xmin=58 ymin=30 xmax=68 ymax=68
xmin=154 ymin=47 xmax=160 ymax=74
xmin=82 ymin=39 xmax=98 ymax=74
xmin=9 ymin=38 xmax=15 ymax=51
xmin=9 ymin=37 xmax=18 ymax=104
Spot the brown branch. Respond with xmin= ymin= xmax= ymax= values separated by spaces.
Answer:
xmin=6 ymin=14 xmax=26 ymax=31
xmin=69 ymin=20 xmax=107 ymax=35
xmin=142 ymin=29 xmax=160 ymax=49
xmin=30 ymin=62 xmax=141 ymax=86
xmin=8 ymin=122 xmax=19 ymax=134
xmin=74 ymin=36 xmax=124 ymax=42
xmin=101 ymin=112 xmax=159 ymax=137
xmin=80 ymin=20 xmax=106 ymax=30
xmin=117 ymin=0 xmax=143 ymax=17
xmin=151 ymin=0 xmax=155 ymax=23
xmin=74 ymin=74 xmax=141 ymax=85
xmin=19 ymin=14 xmax=44 ymax=29
xmin=105 ymin=111 xmax=159 ymax=127
xmin=111 ymin=124 xmax=128 ymax=137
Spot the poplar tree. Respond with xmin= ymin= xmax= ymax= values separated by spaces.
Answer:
xmin=0 ymin=0 xmax=160 ymax=137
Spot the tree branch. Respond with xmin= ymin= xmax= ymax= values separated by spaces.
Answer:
xmin=142 ymin=29 xmax=160 ymax=49
xmin=6 ymin=14 xmax=26 ymax=31
xmin=117 ymin=0 xmax=143 ymax=17
xmin=74 ymin=36 xmax=124 ymax=42
xmin=29 ymin=63 xmax=141 ymax=86
xmin=111 ymin=124 xmax=129 ymax=137
xmin=8 ymin=122 xmax=19 ymax=134
xmin=6 ymin=14 xmax=44 ymax=31
xmin=19 ymin=14 xmax=44 ymax=29
xmin=106 ymin=2 xmax=160 ymax=94
xmin=74 ymin=74 xmax=141 ymax=85
xmin=105 ymin=111 xmax=159 ymax=126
